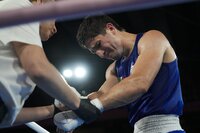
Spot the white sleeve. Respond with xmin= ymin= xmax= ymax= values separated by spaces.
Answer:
xmin=0 ymin=23 xmax=42 ymax=48
xmin=0 ymin=0 xmax=42 ymax=47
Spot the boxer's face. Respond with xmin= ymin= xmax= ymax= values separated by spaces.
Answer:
xmin=39 ymin=20 xmax=57 ymax=41
xmin=86 ymin=24 xmax=123 ymax=60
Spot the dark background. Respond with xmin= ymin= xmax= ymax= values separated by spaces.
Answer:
xmin=1 ymin=1 xmax=200 ymax=133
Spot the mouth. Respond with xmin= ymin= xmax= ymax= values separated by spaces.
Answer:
xmin=104 ymin=53 xmax=114 ymax=60
xmin=104 ymin=51 xmax=111 ymax=59
xmin=104 ymin=48 xmax=111 ymax=57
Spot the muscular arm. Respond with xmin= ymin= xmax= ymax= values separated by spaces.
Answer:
xmin=96 ymin=30 xmax=170 ymax=110
xmin=12 ymin=42 xmax=80 ymax=110
xmin=88 ymin=62 xmax=119 ymax=100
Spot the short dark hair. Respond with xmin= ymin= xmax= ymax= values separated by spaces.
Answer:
xmin=76 ymin=14 xmax=125 ymax=48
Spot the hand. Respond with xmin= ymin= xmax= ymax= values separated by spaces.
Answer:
xmin=54 ymin=98 xmax=103 ymax=131
xmin=54 ymin=99 xmax=68 ymax=111
xmin=74 ymin=98 xmax=103 ymax=123
xmin=54 ymin=86 xmax=81 ymax=111
xmin=54 ymin=110 xmax=84 ymax=132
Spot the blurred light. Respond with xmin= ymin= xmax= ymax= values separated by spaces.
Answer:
xmin=63 ymin=69 xmax=73 ymax=78
xmin=74 ymin=66 xmax=87 ymax=78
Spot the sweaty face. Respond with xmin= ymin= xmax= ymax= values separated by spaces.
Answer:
xmin=86 ymin=30 xmax=123 ymax=60
xmin=39 ymin=20 xmax=57 ymax=41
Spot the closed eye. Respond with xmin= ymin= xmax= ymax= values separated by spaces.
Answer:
xmin=90 ymin=40 xmax=101 ymax=54
xmin=95 ymin=41 xmax=101 ymax=50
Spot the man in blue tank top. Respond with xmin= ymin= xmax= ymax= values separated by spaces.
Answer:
xmin=54 ymin=14 xmax=185 ymax=133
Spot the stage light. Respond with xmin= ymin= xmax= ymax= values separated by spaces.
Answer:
xmin=63 ymin=69 xmax=73 ymax=78
xmin=62 ymin=64 xmax=88 ymax=80
xmin=74 ymin=66 xmax=87 ymax=78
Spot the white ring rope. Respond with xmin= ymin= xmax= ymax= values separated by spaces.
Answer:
xmin=25 ymin=122 xmax=50 ymax=133
xmin=0 ymin=0 xmax=195 ymax=28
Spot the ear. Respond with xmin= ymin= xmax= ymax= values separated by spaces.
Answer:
xmin=106 ymin=23 xmax=115 ymax=31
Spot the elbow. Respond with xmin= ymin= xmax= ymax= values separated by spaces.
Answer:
xmin=131 ymin=77 xmax=151 ymax=93
xmin=138 ymin=78 xmax=150 ymax=93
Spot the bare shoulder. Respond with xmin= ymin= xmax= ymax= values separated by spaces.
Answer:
xmin=142 ymin=30 xmax=168 ymax=44
xmin=140 ymin=30 xmax=176 ymax=63
xmin=144 ymin=30 xmax=164 ymax=35
xmin=138 ymin=30 xmax=170 ymax=51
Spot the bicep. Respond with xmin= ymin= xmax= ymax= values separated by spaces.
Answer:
xmin=12 ymin=42 xmax=49 ymax=72
xmin=99 ymin=62 xmax=119 ymax=93
xmin=131 ymin=30 xmax=168 ymax=89
xmin=88 ymin=62 xmax=119 ymax=99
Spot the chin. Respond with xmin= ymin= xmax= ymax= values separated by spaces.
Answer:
xmin=113 ymin=56 xmax=121 ymax=60
xmin=41 ymin=36 xmax=49 ymax=41
xmin=105 ymin=57 xmax=115 ymax=60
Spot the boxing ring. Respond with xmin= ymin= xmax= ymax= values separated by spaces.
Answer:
xmin=0 ymin=0 xmax=196 ymax=132
xmin=25 ymin=122 xmax=50 ymax=133
xmin=0 ymin=0 xmax=196 ymax=28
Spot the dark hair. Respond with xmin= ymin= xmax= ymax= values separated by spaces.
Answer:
xmin=76 ymin=14 xmax=125 ymax=48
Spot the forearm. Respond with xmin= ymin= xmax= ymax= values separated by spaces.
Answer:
xmin=14 ymin=105 xmax=54 ymax=126
xmin=88 ymin=74 xmax=119 ymax=100
xmin=30 ymin=63 xmax=80 ymax=110
xmin=13 ymin=44 xmax=80 ymax=110
xmin=98 ymin=77 xmax=147 ymax=110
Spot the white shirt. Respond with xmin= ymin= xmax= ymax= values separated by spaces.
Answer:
xmin=0 ymin=0 xmax=42 ymax=127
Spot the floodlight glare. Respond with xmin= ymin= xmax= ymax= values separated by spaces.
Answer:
xmin=63 ymin=69 xmax=73 ymax=78
xmin=74 ymin=67 xmax=86 ymax=78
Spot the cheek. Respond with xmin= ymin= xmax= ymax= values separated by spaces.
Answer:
xmin=43 ymin=27 xmax=51 ymax=36
xmin=40 ymin=30 xmax=49 ymax=41
xmin=40 ymin=26 xmax=46 ymax=35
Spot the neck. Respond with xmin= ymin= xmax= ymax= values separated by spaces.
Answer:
xmin=121 ymin=32 xmax=136 ymax=58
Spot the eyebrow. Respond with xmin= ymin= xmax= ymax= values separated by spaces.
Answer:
xmin=87 ymin=40 xmax=100 ymax=54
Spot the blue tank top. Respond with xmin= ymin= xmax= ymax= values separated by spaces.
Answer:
xmin=115 ymin=33 xmax=184 ymax=127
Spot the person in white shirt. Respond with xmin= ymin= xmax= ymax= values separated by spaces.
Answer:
xmin=0 ymin=0 xmax=83 ymax=128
